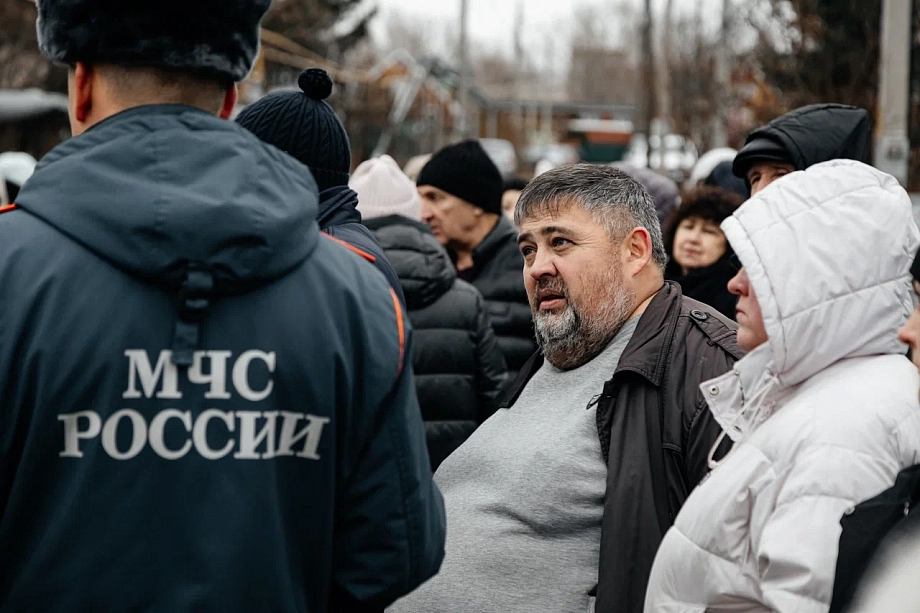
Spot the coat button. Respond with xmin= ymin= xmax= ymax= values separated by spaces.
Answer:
xmin=709 ymin=385 xmax=720 ymax=396
xmin=691 ymin=310 xmax=710 ymax=321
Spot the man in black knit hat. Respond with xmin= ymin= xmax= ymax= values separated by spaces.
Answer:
xmin=236 ymin=68 xmax=404 ymax=303
xmin=417 ymin=140 xmax=535 ymax=378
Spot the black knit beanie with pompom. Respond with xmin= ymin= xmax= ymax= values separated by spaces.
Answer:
xmin=235 ymin=68 xmax=351 ymax=192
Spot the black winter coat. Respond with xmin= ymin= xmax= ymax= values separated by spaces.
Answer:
xmin=366 ymin=215 xmax=507 ymax=470
xmin=665 ymin=256 xmax=739 ymax=320
xmin=502 ymin=282 xmax=743 ymax=613
xmin=454 ymin=216 xmax=535 ymax=376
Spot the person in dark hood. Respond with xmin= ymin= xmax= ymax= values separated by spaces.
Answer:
xmin=610 ymin=161 xmax=680 ymax=229
xmin=351 ymin=155 xmax=507 ymax=470
xmin=235 ymin=68 xmax=404 ymax=303
xmin=0 ymin=1 xmax=444 ymax=611
xmin=703 ymin=160 xmax=749 ymax=200
xmin=733 ymin=103 xmax=871 ymax=195
xmin=664 ymin=187 xmax=745 ymax=320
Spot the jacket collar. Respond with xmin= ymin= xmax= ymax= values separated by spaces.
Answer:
xmin=454 ymin=216 xmax=515 ymax=275
xmin=612 ymin=282 xmax=682 ymax=386
xmin=316 ymin=185 xmax=360 ymax=230
xmin=701 ymin=343 xmax=789 ymax=443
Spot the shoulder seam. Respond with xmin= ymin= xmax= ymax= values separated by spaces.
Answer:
xmin=321 ymin=232 xmax=377 ymax=263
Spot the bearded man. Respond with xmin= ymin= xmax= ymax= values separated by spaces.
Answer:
xmin=389 ymin=164 xmax=743 ymax=613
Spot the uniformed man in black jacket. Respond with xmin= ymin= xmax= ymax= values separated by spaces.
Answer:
xmin=733 ymin=103 xmax=871 ymax=195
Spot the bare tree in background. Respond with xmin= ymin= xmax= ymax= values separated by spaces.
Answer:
xmin=639 ymin=0 xmax=656 ymax=135
xmin=743 ymin=0 xmax=881 ymax=123
xmin=657 ymin=0 xmax=674 ymax=131
xmin=567 ymin=2 xmax=640 ymax=107
xmin=261 ymin=0 xmax=376 ymax=85
xmin=668 ymin=11 xmax=718 ymax=150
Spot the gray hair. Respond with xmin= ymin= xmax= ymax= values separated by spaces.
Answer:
xmin=515 ymin=164 xmax=668 ymax=270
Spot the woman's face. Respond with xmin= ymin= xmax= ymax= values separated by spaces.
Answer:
xmin=672 ymin=216 xmax=727 ymax=272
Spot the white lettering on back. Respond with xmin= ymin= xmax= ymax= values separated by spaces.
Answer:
xmin=101 ymin=409 xmax=147 ymax=460
xmin=58 ymin=411 xmax=102 ymax=458
xmin=192 ymin=409 xmax=236 ymax=460
xmin=148 ymin=409 xmax=193 ymax=460
xmin=231 ymin=350 xmax=276 ymax=402
xmin=276 ymin=412 xmax=331 ymax=459
xmin=123 ymin=350 xmax=182 ymax=399
xmin=234 ymin=411 xmax=279 ymax=459
xmin=188 ymin=351 xmax=232 ymax=399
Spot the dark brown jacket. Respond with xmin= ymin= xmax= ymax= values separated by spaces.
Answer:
xmin=500 ymin=282 xmax=743 ymax=613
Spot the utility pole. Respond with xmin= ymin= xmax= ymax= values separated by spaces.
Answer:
xmin=710 ymin=0 xmax=731 ymax=149
xmin=657 ymin=0 xmax=674 ymax=135
xmin=457 ymin=0 xmax=472 ymax=141
xmin=513 ymin=1 xmax=525 ymax=143
xmin=639 ymin=0 xmax=656 ymax=137
xmin=542 ymin=35 xmax=555 ymax=143
xmin=875 ymin=0 xmax=911 ymax=187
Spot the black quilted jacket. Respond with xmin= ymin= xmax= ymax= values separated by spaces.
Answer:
xmin=365 ymin=215 xmax=507 ymax=470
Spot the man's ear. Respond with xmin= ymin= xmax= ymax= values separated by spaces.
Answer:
xmin=622 ymin=227 xmax=654 ymax=275
xmin=219 ymin=84 xmax=238 ymax=119
xmin=69 ymin=62 xmax=94 ymax=134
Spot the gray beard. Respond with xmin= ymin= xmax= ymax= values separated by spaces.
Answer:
xmin=532 ymin=270 xmax=636 ymax=371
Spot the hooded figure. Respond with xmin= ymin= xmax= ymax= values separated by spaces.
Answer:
xmin=611 ymin=161 xmax=680 ymax=228
xmin=732 ymin=104 xmax=871 ymax=195
xmin=0 ymin=1 xmax=444 ymax=610
xmin=644 ymin=160 xmax=920 ymax=613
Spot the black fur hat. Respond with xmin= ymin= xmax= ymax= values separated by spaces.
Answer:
xmin=36 ymin=0 xmax=273 ymax=82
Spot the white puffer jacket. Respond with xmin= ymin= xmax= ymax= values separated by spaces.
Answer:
xmin=644 ymin=160 xmax=920 ymax=613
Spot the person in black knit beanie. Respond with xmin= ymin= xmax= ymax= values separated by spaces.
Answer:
xmin=417 ymin=140 xmax=534 ymax=379
xmin=236 ymin=68 xmax=404 ymax=302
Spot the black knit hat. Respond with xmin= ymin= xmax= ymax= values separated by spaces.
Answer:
xmin=417 ymin=140 xmax=504 ymax=215
xmin=36 ymin=0 xmax=271 ymax=82
xmin=235 ymin=69 xmax=351 ymax=192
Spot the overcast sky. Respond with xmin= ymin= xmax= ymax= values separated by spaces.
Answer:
xmin=370 ymin=0 xmax=725 ymax=62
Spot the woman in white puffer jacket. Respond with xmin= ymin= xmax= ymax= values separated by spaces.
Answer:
xmin=644 ymin=160 xmax=920 ymax=613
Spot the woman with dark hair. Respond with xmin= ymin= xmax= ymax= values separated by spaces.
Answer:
xmin=664 ymin=186 xmax=745 ymax=319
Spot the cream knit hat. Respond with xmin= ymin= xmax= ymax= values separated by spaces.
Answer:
xmin=349 ymin=155 xmax=422 ymax=221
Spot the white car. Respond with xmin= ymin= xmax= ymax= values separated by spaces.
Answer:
xmin=625 ymin=134 xmax=698 ymax=182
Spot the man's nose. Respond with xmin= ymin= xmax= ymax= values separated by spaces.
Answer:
xmin=420 ymin=201 xmax=434 ymax=221
xmin=528 ymin=248 xmax=557 ymax=279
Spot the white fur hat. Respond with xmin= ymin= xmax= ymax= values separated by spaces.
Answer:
xmin=349 ymin=155 xmax=422 ymax=221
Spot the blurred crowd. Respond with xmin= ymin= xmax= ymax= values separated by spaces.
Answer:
xmin=1 ymin=2 xmax=920 ymax=613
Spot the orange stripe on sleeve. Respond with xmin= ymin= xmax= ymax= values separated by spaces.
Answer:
xmin=390 ymin=288 xmax=406 ymax=375
xmin=321 ymin=233 xmax=377 ymax=263
xmin=0 ymin=204 xmax=17 ymax=214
